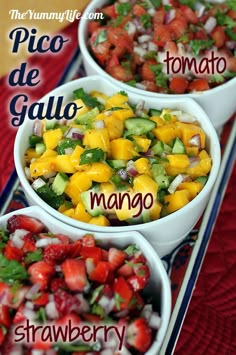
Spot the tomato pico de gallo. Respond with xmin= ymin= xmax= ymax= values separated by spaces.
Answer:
xmin=88 ymin=0 xmax=236 ymax=93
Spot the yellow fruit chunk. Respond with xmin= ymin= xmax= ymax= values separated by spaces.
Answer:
xmin=187 ymin=150 xmax=212 ymax=177
xmin=164 ymin=190 xmax=190 ymax=213
xmin=25 ymin=148 xmax=40 ymax=163
xmin=178 ymin=122 xmax=205 ymax=149
xmin=90 ymin=90 xmax=108 ymax=103
xmin=150 ymin=201 xmax=162 ymax=220
xmin=30 ymin=157 xmax=56 ymax=178
xmin=166 ymin=154 xmax=190 ymax=169
xmin=104 ymin=115 xmax=124 ymax=140
xmin=65 ymin=173 xmax=92 ymax=204
xmin=160 ymin=109 xmax=177 ymax=123
xmin=83 ymin=128 xmax=110 ymax=153
xmin=153 ymin=123 xmax=181 ymax=143
xmin=110 ymin=138 xmax=137 ymax=160
xmin=134 ymin=158 xmax=151 ymax=175
xmin=177 ymin=181 xmax=203 ymax=199
xmin=72 ymin=99 xmax=89 ymax=117
xmin=89 ymin=215 xmax=110 ymax=226
xmin=99 ymin=182 xmax=116 ymax=193
xmin=70 ymin=145 xmax=85 ymax=169
xmin=73 ymin=202 xmax=91 ymax=222
xmin=185 ymin=147 xmax=199 ymax=156
xmin=133 ymin=174 xmax=158 ymax=198
xmin=62 ymin=208 xmax=75 ymax=218
xmin=39 ymin=149 xmax=58 ymax=159
xmin=131 ymin=136 xmax=151 ymax=152
xmin=105 ymin=93 xmax=128 ymax=108
xmin=43 ymin=128 xmax=63 ymax=149
xmin=112 ymin=106 xmax=134 ymax=121
xmin=86 ymin=162 xmax=113 ymax=183
xmin=150 ymin=116 xmax=164 ymax=126
xmin=55 ymin=155 xmax=77 ymax=174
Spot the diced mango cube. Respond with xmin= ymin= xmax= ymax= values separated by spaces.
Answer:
xmin=89 ymin=215 xmax=110 ymax=226
xmin=164 ymin=190 xmax=190 ymax=213
xmin=153 ymin=123 xmax=181 ymax=143
xmin=25 ymin=148 xmax=40 ymax=163
xmin=112 ymin=106 xmax=134 ymax=121
xmin=166 ymin=154 xmax=190 ymax=169
xmin=73 ymin=202 xmax=91 ymax=222
xmin=105 ymin=93 xmax=128 ymax=108
xmin=62 ymin=208 xmax=75 ymax=218
xmin=30 ymin=157 xmax=56 ymax=178
xmin=178 ymin=122 xmax=205 ymax=149
xmin=104 ymin=115 xmax=124 ymax=140
xmin=55 ymin=155 xmax=77 ymax=174
xmin=131 ymin=136 xmax=151 ymax=152
xmin=43 ymin=128 xmax=63 ymax=149
xmin=86 ymin=162 xmax=113 ymax=183
xmin=110 ymin=138 xmax=137 ymax=160
xmin=83 ymin=128 xmax=110 ymax=152
xmin=187 ymin=150 xmax=212 ymax=177
xmin=134 ymin=158 xmax=151 ymax=175
xmin=133 ymin=174 xmax=158 ymax=198
xmin=150 ymin=201 xmax=162 ymax=220
xmin=70 ymin=145 xmax=85 ymax=169
xmin=150 ymin=116 xmax=164 ymax=126
xmin=72 ymin=99 xmax=89 ymax=117
xmin=99 ymin=182 xmax=116 ymax=193
xmin=177 ymin=181 xmax=203 ymax=199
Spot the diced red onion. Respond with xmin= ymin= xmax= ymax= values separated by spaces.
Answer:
xmin=64 ymin=147 xmax=74 ymax=155
xmin=125 ymin=21 xmax=136 ymax=36
xmin=189 ymin=156 xmax=200 ymax=167
xmin=148 ymin=312 xmax=162 ymax=329
xmin=55 ymin=265 xmax=61 ymax=272
xmin=72 ymin=132 xmax=84 ymax=140
xmin=189 ymin=134 xmax=201 ymax=147
xmin=94 ymin=120 xmax=105 ymax=129
xmin=26 ymin=283 xmax=41 ymax=300
xmin=10 ymin=229 xmax=29 ymax=248
xmin=45 ymin=350 xmax=57 ymax=355
xmin=168 ymin=174 xmax=185 ymax=194
xmin=136 ymin=83 xmax=147 ymax=90
xmin=147 ymin=7 xmax=155 ymax=16
xmin=33 ymin=120 xmax=43 ymax=137
xmin=117 ymin=169 xmax=128 ymax=180
xmin=148 ymin=41 xmax=158 ymax=52
xmin=76 ymin=293 xmax=90 ymax=313
xmin=204 ymin=17 xmax=217 ymax=34
xmin=10 ymin=346 xmax=24 ymax=355
xmin=165 ymin=9 xmax=176 ymax=24
xmin=11 ymin=287 xmax=29 ymax=309
xmin=140 ymin=42 xmax=148 ymax=49
xmin=35 ymin=238 xmax=61 ymax=248
xmin=32 ymin=177 xmax=46 ymax=191
xmin=85 ymin=258 xmax=96 ymax=275
xmin=134 ymin=18 xmax=146 ymax=33
xmin=98 ymin=295 xmax=115 ymax=315
xmin=142 ymin=149 xmax=154 ymax=157
xmin=141 ymin=304 xmax=153 ymax=321
xmin=100 ymin=349 xmax=114 ymax=355
xmin=45 ymin=300 xmax=59 ymax=319
xmin=126 ymin=161 xmax=138 ymax=177
xmin=66 ymin=127 xmax=84 ymax=139
xmin=136 ymin=100 xmax=145 ymax=111
xmin=0 ymin=290 xmax=8 ymax=305
xmin=134 ymin=46 xmax=147 ymax=57
xmin=226 ymin=41 xmax=236 ymax=50
xmin=23 ymin=307 xmax=37 ymax=321
xmin=138 ymin=35 xmax=152 ymax=44
xmin=194 ymin=2 xmax=206 ymax=17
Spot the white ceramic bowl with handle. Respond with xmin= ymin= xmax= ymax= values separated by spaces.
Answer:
xmin=14 ymin=75 xmax=221 ymax=257
xmin=0 ymin=206 xmax=171 ymax=354
xmin=78 ymin=0 xmax=236 ymax=129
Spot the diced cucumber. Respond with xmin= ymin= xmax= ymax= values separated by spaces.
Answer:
xmin=29 ymin=135 xmax=43 ymax=147
xmin=172 ymin=138 xmax=186 ymax=154
xmin=107 ymin=160 xmax=126 ymax=169
xmin=163 ymin=143 xmax=172 ymax=153
xmin=80 ymin=190 xmax=104 ymax=217
xmin=52 ymin=172 xmax=69 ymax=195
xmin=75 ymin=107 xmax=99 ymax=124
xmin=124 ymin=118 xmax=156 ymax=135
xmin=152 ymin=141 xmax=164 ymax=155
xmin=149 ymin=108 xmax=162 ymax=117
xmin=37 ymin=185 xmax=65 ymax=209
xmin=57 ymin=138 xmax=82 ymax=155
xmin=35 ymin=143 xmax=46 ymax=155
xmin=195 ymin=176 xmax=208 ymax=185
xmin=151 ymin=163 xmax=166 ymax=176
xmin=151 ymin=164 xmax=169 ymax=189
xmin=45 ymin=119 xmax=56 ymax=130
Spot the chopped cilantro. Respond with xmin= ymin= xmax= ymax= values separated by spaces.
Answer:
xmin=140 ymin=14 xmax=152 ymax=28
xmin=189 ymin=39 xmax=215 ymax=56
xmin=25 ymin=249 xmax=43 ymax=264
xmin=0 ymin=229 xmax=9 ymax=242
xmin=80 ymin=148 xmax=104 ymax=165
xmin=123 ymin=244 xmax=139 ymax=256
xmin=116 ymin=3 xmax=131 ymax=16
xmin=90 ymin=285 xmax=104 ymax=305
xmin=0 ymin=254 xmax=28 ymax=285
xmin=226 ymin=0 xmax=236 ymax=11
xmin=114 ymin=293 xmax=125 ymax=311
xmin=129 ymin=296 xmax=138 ymax=308
xmin=118 ymin=90 xmax=128 ymax=96
xmin=126 ymin=80 xmax=137 ymax=87
xmin=91 ymin=303 xmax=105 ymax=318
xmin=73 ymin=88 xmax=104 ymax=111
xmin=93 ymin=29 xmax=107 ymax=47
xmin=37 ymin=185 xmax=65 ymax=210
xmin=177 ymin=32 xmax=190 ymax=43
xmin=150 ymin=0 xmax=161 ymax=9
xmin=209 ymin=74 xmax=225 ymax=84
xmin=164 ymin=5 xmax=173 ymax=11
xmin=179 ymin=0 xmax=195 ymax=10
xmin=216 ymin=11 xmax=236 ymax=29
xmin=149 ymin=64 xmax=168 ymax=89
xmin=225 ymin=28 xmax=236 ymax=41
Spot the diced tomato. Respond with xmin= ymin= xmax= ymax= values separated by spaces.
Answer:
xmin=153 ymin=24 xmax=172 ymax=47
xmin=89 ymin=28 xmax=110 ymax=65
xmin=133 ymin=4 xmax=147 ymax=17
xmin=107 ymin=27 xmax=133 ymax=57
xmin=106 ymin=64 xmax=133 ymax=82
xmin=88 ymin=21 xmax=100 ymax=35
xmin=141 ymin=80 xmax=162 ymax=92
xmin=113 ymin=276 xmax=133 ymax=310
xmin=106 ymin=54 xmax=119 ymax=67
xmin=169 ymin=76 xmax=188 ymax=94
xmin=194 ymin=29 xmax=208 ymax=41
xmin=141 ymin=63 xmax=156 ymax=82
xmin=211 ymin=26 xmax=226 ymax=48
xmin=227 ymin=9 xmax=236 ymax=20
xmin=169 ymin=17 xmax=188 ymax=39
xmin=102 ymin=4 xmax=117 ymax=18
xmin=153 ymin=9 xmax=165 ymax=25
xmin=180 ymin=5 xmax=198 ymax=24
xmin=4 ymin=241 xmax=23 ymax=261
xmin=0 ymin=305 xmax=11 ymax=328
xmin=165 ymin=41 xmax=178 ymax=54
xmin=227 ymin=56 xmax=236 ymax=72
xmin=188 ymin=78 xmax=210 ymax=92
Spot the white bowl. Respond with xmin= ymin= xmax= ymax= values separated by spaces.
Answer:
xmin=78 ymin=0 xmax=236 ymax=129
xmin=14 ymin=75 xmax=221 ymax=257
xmin=0 ymin=206 xmax=171 ymax=354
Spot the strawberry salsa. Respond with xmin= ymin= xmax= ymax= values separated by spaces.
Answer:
xmin=88 ymin=0 xmax=236 ymax=93
xmin=25 ymin=89 xmax=212 ymax=227
xmin=0 ymin=214 xmax=161 ymax=354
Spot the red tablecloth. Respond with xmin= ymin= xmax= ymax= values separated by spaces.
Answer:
xmin=0 ymin=20 xmax=235 ymax=355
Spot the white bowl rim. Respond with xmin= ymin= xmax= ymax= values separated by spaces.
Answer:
xmin=78 ymin=0 xmax=236 ymax=98
xmin=14 ymin=75 xmax=221 ymax=234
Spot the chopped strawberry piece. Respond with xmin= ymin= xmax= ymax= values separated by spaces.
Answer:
xmin=108 ymin=248 xmax=127 ymax=270
xmin=80 ymin=246 xmax=102 ymax=263
xmin=56 ymin=312 xmax=81 ymax=327
xmin=50 ymin=278 xmax=67 ymax=292
xmin=90 ymin=261 xmax=111 ymax=283
xmin=43 ymin=244 xmax=69 ymax=265
xmin=127 ymin=318 xmax=152 ymax=352
xmin=28 ymin=261 xmax=55 ymax=290
xmin=101 ymin=248 xmax=109 ymax=261
xmin=0 ymin=305 xmax=11 ymax=328
xmin=82 ymin=313 xmax=101 ymax=323
xmin=61 ymin=259 xmax=87 ymax=292
xmin=67 ymin=240 xmax=82 ymax=258
xmin=4 ymin=241 xmax=23 ymax=261
xmin=7 ymin=215 xmax=45 ymax=233
xmin=113 ymin=277 xmax=133 ymax=311
xmin=103 ymin=284 xmax=114 ymax=299
xmin=33 ymin=292 xmax=49 ymax=306
xmin=0 ymin=326 xmax=6 ymax=345
xmin=54 ymin=289 xmax=80 ymax=316
xmin=56 ymin=233 xmax=70 ymax=244
xmin=82 ymin=234 xmax=95 ymax=247
xmin=127 ymin=275 xmax=147 ymax=292
xmin=22 ymin=233 xmax=36 ymax=253
xmin=117 ymin=263 xmax=134 ymax=278
xmin=129 ymin=292 xmax=145 ymax=310
xmin=13 ymin=304 xmax=26 ymax=324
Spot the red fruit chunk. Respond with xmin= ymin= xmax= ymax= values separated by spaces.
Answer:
xmin=80 ymin=246 xmax=103 ymax=263
xmin=67 ymin=240 xmax=82 ymax=258
xmin=83 ymin=313 xmax=101 ymax=323
xmin=43 ymin=244 xmax=69 ymax=265
xmin=113 ymin=276 xmax=133 ymax=310
xmin=90 ymin=261 xmax=111 ymax=283
xmin=54 ymin=289 xmax=80 ymax=316
xmin=61 ymin=259 xmax=87 ymax=292
xmin=117 ymin=263 xmax=134 ymax=278
xmin=128 ymin=275 xmax=147 ymax=292
xmin=56 ymin=312 xmax=81 ymax=327
xmin=169 ymin=77 xmax=188 ymax=94
xmin=0 ymin=327 xmax=6 ymax=345
xmin=101 ymin=249 xmax=109 ymax=261
xmin=7 ymin=215 xmax=45 ymax=233
xmin=108 ymin=248 xmax=127 ymax=270
xmin=82 ymin=234 xmax=95 ymax=247
xmin=127 ymin=318 xmax=152 ymax=352
xmin=211 ymin=26 xmax=226 ymax=48
xmin=0 ymin=305 xmax=11 ymax=328
xmin=188 ymin=78 xmax=210 ymax=92
xmin=56 ymin=233 xmax=70 ymax=244
xmin=50 ymin=278 xmax=67 ymax=292
xmin=28 ymin=261 xmax=55 ymax=290
xmin=180 ymin=5 xmax=198 ymax=24
xmin=13 ymin=304 xmax=26 ymax=324
xmin=33 ymin=292 xmax=49 ymax=306
xmin=4 ymin=241 xmax=23 ymax=261
xmin=22 ymin=233 xmax=36 ymax=253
